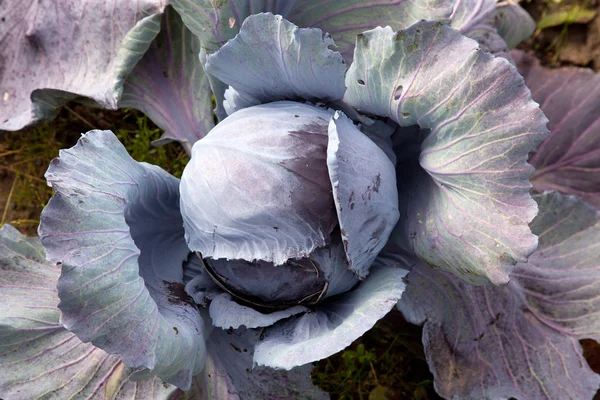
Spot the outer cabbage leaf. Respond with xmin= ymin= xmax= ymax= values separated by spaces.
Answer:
xmin=39 ymin=130 xmax=206 ymax=390
xmin=285 ymin=0 xmax=454 ymax=61
xmin=170 ymin=0 xmax=295 ymax=52
xmin=0 ymin=225 xmax=181 ymax=399
xmin=327 ymin=111 xmax=399 ymax=278
xmin=200 ymin=48 xmax=229 ymax=122
xmin=180 ymin=101 xmax=337 ymax=265
xmin=1 ymin=1 xmax=165 ymax=131
xmin=515 ymin=51 xmax=600 ymax=209
xmin=205 ymin=13 xmax=346 ymax=106
xmin=397 ymin=192 xmax=600 ymax=400
xmin=120 ymin=6 xmax=214 ymax=152
xmin=450 ymin=0 xmax=534 ymax=57
xmin=253 ymin=265 xmax=407 ymax=369
xmin=198 ymin=327 xmax=329 ymax=400
xmin=171 ymin=0 xmax=454 ymax=62
xmin=345 ymin=21 xmax=548 ymax=284
xmin=495 ymin=0 xmax=536 ymax=48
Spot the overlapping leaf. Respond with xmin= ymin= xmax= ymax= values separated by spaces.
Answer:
xmin=170 ymin=0 xmax=295 ymax=52
xmin=327 ymin=111 xmax=399 ymax=278
xmin=171 ymin=0 xmax=454 ymax=61
xmin=39 ymin=130 xmax=206 ymax=390
xmin=1 ymin=1 xmax=165 ymax=131
xmin=121 ymin=6 xmax=214 ymax=151
xmin=398 ymin=192 xmax=600 ymax=399
xmin=199 ymin=328 xmax=329 ymax=400
xmin=515 ymin=50 xmax=600 ymax=209
xmin=205 ymin=13 xmax=346 ymax=105
xmin=254 ymin=265 xmax=407 ymax=369
xmin=0 ymin=225 xmax=181 ymax=399
xmin=451 ymin=0 xmax=535 ymax=57
xmin=494 ymin=0 xmax=536 ymax=48
xmin=346 ymin=21 xmax=548 ymax=284
xmin=286 ymin=0 xmax=453 ymax=61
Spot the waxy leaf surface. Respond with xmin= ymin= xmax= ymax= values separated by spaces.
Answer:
xmin=39 ymin=130 xmax=205 ymax=390
xmin=254 ymin=265 xmax=407 ymax=369
xmin=0 ymin=225 xmax=181 ymax=399
xmin=346 ymin=21 xmax=548 ymax=284
xmin=171 ymin=0 xmax=453 ymax=61
xmin=205 ymin=13 xmax=346 ymax=105
xmin=327 ymin=111 xmax=399 ymax=278
xmin=199 ymin=328 xmax=329 ymax=400
xmin=398 ymin=192 xmax=600 ymax=400
xmin=121 ymin=6 xmax=214 ymax=151
xmin=1 ymin=0 xmax=165 ymax=130
xmin=515 ymin=51 xmax=600 ymax=209
xmin=180 ymin=102 xmax=337 ymax=265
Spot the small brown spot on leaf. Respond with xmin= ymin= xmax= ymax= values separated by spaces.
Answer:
xmin=230 ymin=343 xmax=242 ymax=353
xmin=164 ymin=281 xmax=197 ymax=308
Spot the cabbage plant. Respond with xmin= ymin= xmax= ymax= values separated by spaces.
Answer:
xmin=2 ymin=2 xmax=600 ymax=400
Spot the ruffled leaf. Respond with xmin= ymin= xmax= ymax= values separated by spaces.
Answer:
xmin=205 ymin=13 xmax=346 ymax=105
xmin=345 ymin=21 xmax=548 ymax=284
xmin=515 ymin=51 xmax=600 ymax=209
xmin=39 ymin=131 xmax=206 ymax=390
xmin=180 ymin=101 xmax=337 ymax=264
xmin=199 ymin=327 xmax=329 ymax=400
xmin=397 ymin=192 xmax=600 ymax=400
xmin=1 ymin=1 xmax=165 ymax=131
xmin=120 ymin=6 xmax=214 ymax=151
xmin=254 ymin=265 xmax=407 ymax=369
xmin=0 ymin=225 xmax=182 ymax=399
xmin=327 ymin=111 xmax=399 ymax=278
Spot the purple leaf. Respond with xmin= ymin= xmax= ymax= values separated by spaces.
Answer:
xmin=1 ymin=1 xmax=165 ymax=131
xmin=205 ymin=13 xmax=346 ymax=106
xmin=180 ymin=101 xmax=338 ymax=264
xmin=39 ymin=130 xmax=206 ymax=390
xmin=286 ymin=0 xmax=454 ymax=61
xmin=120 ymin=7 xmax=214 ymax=151
xmin=170 ymin=0 xmax=453 ymax=62
xmin=0 ymin=225 xmax=181 ymax=399
xmin=345 ymin=21 xmax=548 ymax=285
xmin=515 ymin=50 xmax=600 ymax=209
xmin=198 ymin=327 xmax=329 ymax=400
xmin=398 ymin=192 xmax=600 ymax=399
xmin=327 ymin=111 xmax=399 ymax=278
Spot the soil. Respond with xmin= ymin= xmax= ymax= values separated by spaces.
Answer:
xmin=0 ymin=106 xmax=147 ymax=236
xmin=518 ymin=0 xmax=600 ymax=70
